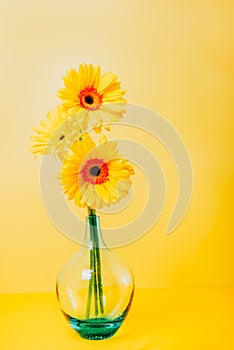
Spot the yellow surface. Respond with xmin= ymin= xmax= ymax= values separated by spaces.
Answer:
xmin=0 ymin=289 xmax=233 ymax=350
xmin=0 ymin=0 xmax=234 ymax=293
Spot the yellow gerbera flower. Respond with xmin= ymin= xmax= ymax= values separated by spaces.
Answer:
xmin=57 ymin=63 xmax=126 ymax=131
xmin=61 ymin=133 xmax=134 ymax=209
xmin=30 ymin=107 xmax=81 ymax=160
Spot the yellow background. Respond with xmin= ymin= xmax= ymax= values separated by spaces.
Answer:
xmin=0 ymin=0 xmax=233 ymax=293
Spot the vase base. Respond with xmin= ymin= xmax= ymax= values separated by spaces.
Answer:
xmin=63 ymin=312 xmax=125 ymax=340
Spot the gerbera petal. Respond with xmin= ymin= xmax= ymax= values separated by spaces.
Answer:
xmin=101 ymin=109 xmax=121 ymax=123
xmin=98 ymin=72 xmax=117 ymax=94
xmin=88 ymin=111 xmax=99 ymax=127
xmin=99 ymin=134 xmax=107 ymax=144
xmin=104 ymin=181 xmax=119 ymax=200
xmin=93 ymin=126 xmax=102 ymax=134
xmin=93 ymin=65 xmax=101 ymax=88
xmin=87 ymin=141 xmax=120 ymax=161
xmin=95 ymin=184 xmax=110 ymax=202
xmin=109 ymin=167 xmax=131 ymax=179
xmin=102 ymin=83 xmax=125 ymax=101
xmin=78 ymin=63 xmax=88 ymax=89
xmin=101 ymin=103 xmax=126 ymax=114
xmin=117 ymin=179 xmax=132 ymax=191
xmin=75 ymin=188 xmax=86 ymax=207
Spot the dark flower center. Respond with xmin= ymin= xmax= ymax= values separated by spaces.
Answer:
xmin=90 ymin=165 xmax=101 ymax=176
xmin=84 ymin=95 xmax=94 ymax=105
xmin=89 ymin=165 xmax=101 ymax=176
xmin=59 ymin=134 xmax=65 ymax=141
xmin=78 ymin=87 xmax=102 ymax=111
xmin=81 ymin=159 xmax=109 ymax=185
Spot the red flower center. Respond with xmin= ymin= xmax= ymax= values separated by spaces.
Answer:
xmin=81 ymin=158 xmax=109 ymax=185
xmin=78 ymin=86 xmax=102 ymax=111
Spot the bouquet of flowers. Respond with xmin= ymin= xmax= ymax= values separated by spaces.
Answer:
xmin=30 ymin=63 xmax=135 ymax=339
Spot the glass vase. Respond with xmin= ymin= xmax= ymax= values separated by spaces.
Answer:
xmin=56 ymin=211 xmax=134 ymax=340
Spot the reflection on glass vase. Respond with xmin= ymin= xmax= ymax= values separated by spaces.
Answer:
xmin=56 ymin=211 xmax=134 ymax=340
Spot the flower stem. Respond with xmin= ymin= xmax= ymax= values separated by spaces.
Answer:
xmin=94 ymin=229 xmax=104 ymax=314
xmin=85 ymin=208 xmax=98 ymax=318
xmin=86 ymin=207 xmax=104 ymax=316
xmin=85 ymin=230 xmax=94 ymax=319
xmin=88 ymin=208 xmax=98 ymax=316
xmin=92 ymin=236 xmax=99 ymax=316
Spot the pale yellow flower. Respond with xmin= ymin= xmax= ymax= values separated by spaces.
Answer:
xmin=30 ymin=107 xmax=81 ymax=160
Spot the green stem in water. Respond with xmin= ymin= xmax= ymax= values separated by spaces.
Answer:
xmin=85 ymin=208 xmax=99 ymax=318
xmin=85 ymin=228 xmax=94 ymax=319
xmin=88 ymin=209 xmax=99 ymax=316
xmin=92 ymin=235 xmax=99 ymax=316
xmin=86 ymin=207 xmax=104 ymax=316
xmin=93 ymin=227 xmax=104 ymax=314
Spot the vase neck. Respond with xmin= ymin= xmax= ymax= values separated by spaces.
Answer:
xmin=83 ymin=215 xmax=106 ymax=249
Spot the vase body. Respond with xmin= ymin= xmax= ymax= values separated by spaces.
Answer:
xmin=56 ymin=215 xmax=134 ymax=340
